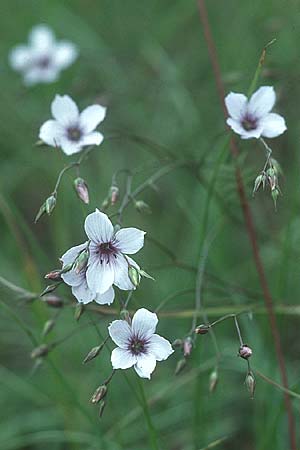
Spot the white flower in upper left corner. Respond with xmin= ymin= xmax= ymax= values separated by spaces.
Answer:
xmin=39 ymin=95 xmax=106 ymax=155
xmin=108 ymin=308 xmax=174 ymax=379
xmin=60 ymin=242 xmax=115 ymax=305
xmin=225 ymin=86 xmax=287 ymax=140
xmin=9 ymin=24 xmax=78 ymax=86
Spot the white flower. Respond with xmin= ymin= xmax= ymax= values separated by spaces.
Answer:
xmin=60 ymin=242 xmax=115 ymax=305
xmin=39 ymin=95 xmax=106 ymax=155
xmin=84 ymin=209 xmax=145 ymax=295
xmin=9 ymin=24 xmax=78 ymax=86
xmin=225 ymin=86 xmax=287 ymax=140
xmin=108 ymin=308 xmax=174 ymax=379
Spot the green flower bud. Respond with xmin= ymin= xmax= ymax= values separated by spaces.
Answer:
xmin=128 ymin=266 xmax=140 ymax=288
xmin=45 ymin=195 xmax=56 ymax=215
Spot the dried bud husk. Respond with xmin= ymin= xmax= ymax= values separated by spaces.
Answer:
xmin=83 ymin=344 xmax=104 ymax=364
xmin=128 ymin=266 xmax=140 ymax=288
xmin=109 ymin=186 xmax=119 ymax=205
xmin=120 ymin=309 xmax=131 ymax=323
xmin=134 ymin=200 xmax=152 ymax=214
xmin=73 ymin=248 xmax=89 ymax=274
xmin=172 ymin=339 xmax=183 ymax=348
xmin=245 ymin=371 xmax=256 ymax=399
xmin=183 ymin=337 xmax=193 ymax=357
xmin=74 ymin=303 xmax=85 ymax=321
xmin=238 ymin=344 xmax=253 ymax=360
xmin=42 ymin=295 xmax=63 ymax=308
xmin=175 ymin=358 xmax=187 ymax=375
xmin=209 ymin=369 xmax=219 ymax=393
xmin=31 ymin=344 xmax=50 ymax=359
xmin=195 ymin=324 xmax=210 ymax=335
xmin=40 ymin=283 xmax=61 ymax=297
xmin=45 ymin=270 xmax=62 ymax=281
xmin=74 ymin=177 xmax=90 ymax=204
xmin=45 ymin=195 xmax=57 ymax=215
xmin=91 ymin=385 xmax=107 ymax=404
xmin=42 ymin=319 xmax=55 ymax=337
xmin=98 ymin=400 xmax=106 ymax=418
xmin=139 ymin=269 xmax=155 ymax=281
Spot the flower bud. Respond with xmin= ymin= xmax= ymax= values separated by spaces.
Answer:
xmin=98 ymin=400 xmax=106 ymax=418
xmin=83 ymin=344 xmax=104 ymax=364
xmin=175 ymin=358 xmax=187 ymax=375
xmin=245 ymin=371 xmax=256 ymax=399
xmin=74 ymin=303 xmax=85 ymax=321
xmin=209 ymin=369 xmax=219 ymax=393
xmin=42 ymin=295 xmax=63 ymax=308
xmin=90 ymin=385 xmax=107 ymax=404
xmin=128 ymin=266 xmax=140 ymax=288
xmin=253 ymin=174 xmax=266 ymax=195
xmin=238 ymin=344 xmax=253 ymax=360
xmin=271 ymin=187 xmax=279 ymax=210
xmin=42 ymin=319 xmax=55 ymax=337
xmin=31 ymin=344 xmax=49 ymax=359
xmin=134 ymin=200 xmax=152 ymax=214
xmin=139 ymin=269 xmax=155 ymax=281
xmin=183 ymin=337 xmax=193 ymax=357
xmin=73 ymin=248 xmax=89 ymax=274
xmin=195 ymin=324 xmax=210 ymax=335
xmin=172 ymin=339 xmax=183 ymax=348
xmin=40 ymin=284 xmax=60 ymax=297
xmin=45 ymin=270 xmax=62 ymax=281
xmin=34 ymin=202 xmax=47 ymax=223
xmin=74 ymin=177 xmax=90 ymax=204
xmin=109 ymin=186 xmax=119 ymax=205
xmin=45 ymin=195 xmax=56 ymax=215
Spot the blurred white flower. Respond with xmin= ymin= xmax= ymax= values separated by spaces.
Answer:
xmin=9 ymin=24 xmax=78 ymax=86
xmin=60 ymin=242 xmax=115 ymax=305
xmin=225 ymin=86 xmax=287 ymax=140
xmin=84 ymin=209 xmax=145 ymax=295
xmin=39 ymin=95 xmax=106 ymax=155
xmin=108 ymin=308 xmax=174 ymax=379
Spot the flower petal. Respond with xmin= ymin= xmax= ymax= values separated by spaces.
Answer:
xmin=71 ymin=279 xmax=95 ymax=304
xmin=80 ymin=105 xmax=107 ymax=133
xmin=84 ymin=210 xmax=113 ymax=243
xmin=51 ymin=94 xmax=79 ymax=126
xmin=9 ymin=45 xmax=31 ymax=70
xmin=80 ymin=131 xmax=104 ymax=147
xmin=225 ymin=92 xmax=247 ymax=120
xmin=60 ymin=242 xmax=88 ymax=287
xmin=86 ymin=257 xmax=114 ymax=294
xmin=261 ymin=113 xmax=287 ymax=138
xmin=132 ymin=308 xmax=158 ymax=340
xmin=148 ymin=334 xmax=174 ymax=361
xmin=108 ymin=319 xmax=132 ymax=348
xmin=227 ymin=118 xmax=263 ymax=140
xmin=113 ymin=255 xmax=139 ymax=290
xmin=111 ymin=348 xmax=137 ymax=370
xmin=248 ymin=86 xmax=276 ymax=118
xmin=29 ymin=24 xmax=55 ymax=51
xmin=23 ymin=66 xmax=60 ymax=86
xmin=95 ymin=286 xmax=115 ymax=305
xmin=134 ymin=354 xmax=156 ymax=379
xmin=59 ymin=137 xmax=82 ymax=155
xmin=39 ymin=120 xmax=64 ymax=147
xmin=115 ymin=228 xmax=146 ymax=254
xmin=53 ymin=41 xmax=78 ymax=68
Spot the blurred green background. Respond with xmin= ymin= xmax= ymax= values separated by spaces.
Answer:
xmin=1 ymin=0 xmax=300 ymax=449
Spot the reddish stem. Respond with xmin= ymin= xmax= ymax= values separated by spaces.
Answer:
xmin=196 ymin=1 xmax=297 ymax=448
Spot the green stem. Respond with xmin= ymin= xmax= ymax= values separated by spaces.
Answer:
xmin=136 ymin=377 xmax=160 ymax=450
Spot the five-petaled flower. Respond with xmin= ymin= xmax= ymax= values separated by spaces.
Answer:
xmin=225 ymin=86 xmax=287 ymax=140
xmin=9 ymin=24 xmax=78 ymax=86
xmin=39 ymin=95 xmax=107 ymax=155
xmin=108 ymin=308 xmax=174 ymax=379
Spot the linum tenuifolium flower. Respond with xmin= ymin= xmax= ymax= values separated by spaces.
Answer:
xmin=225 ymin=86 xmax=287 ymax=140
xmin=9 ymin=24 xmax=78 ymax=86
xmin=60 ymin=209 xmax=145 ymax=305
xmin=108 ymin=308 xmax=174 ymax=379
xmin=39 ymin=95 xmax=106 ymax=155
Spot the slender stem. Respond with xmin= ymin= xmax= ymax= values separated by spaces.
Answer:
xmin=260 ymin=138 xmax=273 ymax=173
xmin=196 ymin=2 xmax=296 ymax=447
xmin=233 ymin=316 xmax=244 ymax=347
xmin=136 ymin=378 xmax=160 ymax=450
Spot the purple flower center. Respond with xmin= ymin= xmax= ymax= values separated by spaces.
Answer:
xmin=67 ymin=126 xmax=82 ymax=142
xmin=241 ymin=114 xmax=257 ymax=131
xmin=36 ymin=56 xmax=51 ymax=69
xmin=128 ymin=335 xmax=149 ymax=355
xmin=96 ymin=241 xmax=118 ymax=264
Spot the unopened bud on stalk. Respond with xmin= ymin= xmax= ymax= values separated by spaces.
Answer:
xmin=45 ymin=270 xmax=62 ymax=281
xmin=40 ymin=283 xmax=61 ymax=297
xmin=183 ymin=337 xmax=193 ymax=357
xmin=238 ymin=344 xmax=253 ymax=360
xmin=120 ymin=309 xmax=131 ymax=323
xmin=83 ymin=344 xmax=104 ymax=364
xmin=31 ymin=344 xmax=50 ymax=359
xmin=128 ymin=266 xmax=140 ymax=288
xmin=42 ymin=295 xmax=63 ymax=308
xmin=34 ymin=203 xmax=46 ymax=223
xmin=90 ymin=385 xmax=107 ymax=404
xmin=253 ymin=173 xmax=266 ymax=195
xmin=139 ymin=269 xmax=155 ymax=281
xmin=98 ymin=400 xmax=106 ymax=418
xmin=172 ymin=339 xmax=183 ymax=348
xmin=109 ymin=186 xmax=119 ymax=205
xmin=270 ymin=158 xmax=282 ymax=175
xmin=74 ymin=177 xmax=90 ymax=204
xmin=271 ymin=187 xmax=280 ymax=210
xmin=45 ymin=195 xmax=57 ymax=215
xmin=42 ymin=319 xmax=55 ymax=337
xmin=73 ymin=248 xmax=89 ymax=274
xmin=245 ymin=371 xmax=256 ymax=399
xmin=134 ymin=200 xmax=152 ymax=214
xmin=74 ymin=303 xmax=85 ymax=321
xmin=209 ymin=369 xmax=219 ymax=393
xmin=195 ymin=324 xmax=210 ymax=335
xmin=175 ymin=358 xmax=187 ymax=375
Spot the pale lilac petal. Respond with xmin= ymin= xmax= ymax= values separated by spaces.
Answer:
xmin=261 ymin=113 xmax=287 ymax=138
xmin=39 ymin=120 xmax=64 ymax=146
xmin=225 ymin=92 xmax=247 ymax=120
xmin=111 ymin=348 xmax=137 ymax=370
xmin=134 ymin=354 xmax=156 ymax=379
xmin=80 ymin=105 xmax=107 ymax=133
xmin=71 ymin=280 xmax=95 ymax=304
xmin=226 ymin=118 xmax=245 ymax=136
xmin=95 ymin=286 xmax=115 ymax=305
xmin=115 ymin=228 xmax=146 ymax=254
xmin=51 ymin=95 xmax=79 ymax=126
xmin=108 ymin=319 xmax=132 ymax=348
xmin=24 ymin=66 xmax=60 ymax=85
xmin=60 ymin=242 xmax=88 ymax=287
xmin=227 ymin=118 xmax=263 ymax=139
xmin=53 ymin=41 xmax=78 ymax=68
xmin=248 ymin=86 xmax=276 ymax=118
xmin=113 ymin=255 xmax=139 ymax=290
xmin=9 ymin=45 xmax=31 ymax=70
xmin=148 ymin=334 xmax=174 ymax=361
xmin=84 ymin=210 xmax=113 ymax=243
xmin=29 ymin=24 xmax=55 ymax=51
xmin=132 ymin=308 xmax=158 ymax=340
xmin=59 ymin=137 xmax=82 ymax=155
xmin=80 ymin=132 xmax=104 ymax=147
xmin=86 ymin=257 xmax=114 ymax=294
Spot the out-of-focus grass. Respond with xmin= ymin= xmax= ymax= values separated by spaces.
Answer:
xmin=1 ymin=0 xmax=300 ymax=449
